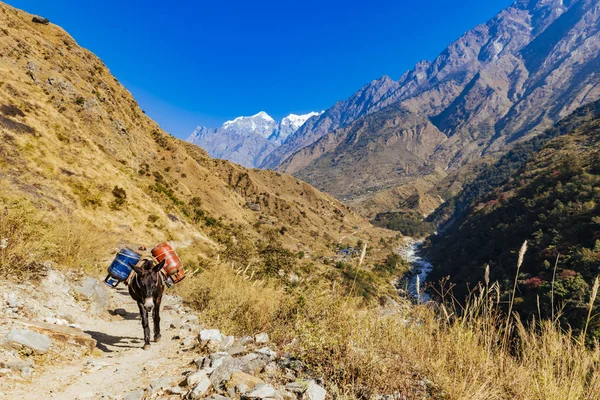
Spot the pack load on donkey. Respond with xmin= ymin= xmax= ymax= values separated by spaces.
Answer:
xmin=151 ymin=242 xmax=186 ymax=287
xmin=104 ymin=242 xmax=185 ymax=288
xmin=104 ymin=248 xmax=141 ymax=287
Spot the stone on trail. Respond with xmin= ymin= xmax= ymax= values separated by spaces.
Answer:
xmin=199 ymin=329 xmax=223 ymax=343
xmin=225 ymin=371 xmax=265 ymax=396
xmin=74 ymin=277 xmax=109 ymax=315
xmin=205 ymin=395 xmax=231 ymax=400
xmin=17 ymin=320 xmax=96 ymax=351
xmin=304 ymin=381 xmax=327 ymax=400
xmin=286 ymin=380 xmax=308 ymax=394
xmin=226 ymin=344 xmax=246 ymax=356
xmin=0 ymin=358 xmax=33 ymax=372
xmin=188 ymin=371 xmax=212 ymax=399
xmin=20 ymin=366 xmax=32 ymax=379
xmin=220 ymin=335 xmax=235 ymax=350
xmin=254 ymin=332 xmax=269 ymax=344
xmin=147 ymin=376 xmax=172 ymax=394
xmin=113 ymin=308 xmax=127 ymax=317
xmin=4 ymin=328 xmax=52 ymax=353
xmin=5 ymin=292 xmax=22 ymax=308
xmin=242 ymin=383 xmax=283 ymax=399
xmin=187 ymin=369 xmax=210 ymax=387
xmin=166 ymin=386 xmax=187 ymax=395
xmin=256 ymin=347 xmax=277 ymax=360
xmin=123 ymin=390 xmax=144 ymax=400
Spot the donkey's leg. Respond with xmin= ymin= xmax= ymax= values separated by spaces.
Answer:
xmin=153 ymin=293 xmax=162 ymax=342
xmin=138 ymin=302 xmax=151 ymax=349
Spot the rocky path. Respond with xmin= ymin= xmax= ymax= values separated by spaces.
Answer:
xmin=1 ymin=278 xmax=195 ymax=399
xmin=0 ymin=270 xmax=328 ymax=400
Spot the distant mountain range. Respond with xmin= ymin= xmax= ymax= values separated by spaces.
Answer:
xmin=187 ymin=111 xmax=321 ymax=168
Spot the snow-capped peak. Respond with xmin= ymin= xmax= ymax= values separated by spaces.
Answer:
xmin=223 ymin=111 xmax=275 ymax=128
xmin=253 ymin=111 xmax=275 ymax=122
xmin=187 ymin=109 xmax=321 ymax=164
xmin=281 ymin=111 xmax=322 ymax=129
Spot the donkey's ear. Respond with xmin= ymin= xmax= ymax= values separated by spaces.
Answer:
xmin=131 ymin=264 xmax=143 ymax=276
xmin=153 ymin=259 xmax=166 ymax=273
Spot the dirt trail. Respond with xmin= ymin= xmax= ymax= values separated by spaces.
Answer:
xmin=4 ymin=287 xmax=194 ymax=400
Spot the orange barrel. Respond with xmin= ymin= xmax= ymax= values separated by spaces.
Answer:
xmin=151 ymin=242 xmax=185 ymax=284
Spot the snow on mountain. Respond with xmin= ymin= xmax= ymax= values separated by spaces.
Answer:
xmin=269 ymin=111 xmax=324 ymax=144
xmin=187 ymin=111 xmax=320 ymax=168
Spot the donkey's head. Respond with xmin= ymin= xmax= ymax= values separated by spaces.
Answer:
xmin=132 ymin=259 xmax=165 ymax=311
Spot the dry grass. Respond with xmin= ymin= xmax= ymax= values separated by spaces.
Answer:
xmin=0 ymin=193 xmax=113 ymax=278
xmin=180 ymin=258 xmax=600 ymax=399
xmin=2 ymin=192 xmax=599 ymax=399
xmin=174 ymin=258 xmax=285 ymax=335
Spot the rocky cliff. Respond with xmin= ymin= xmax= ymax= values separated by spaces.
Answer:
xmin=277 ymin=0 xmax=600 ymax=215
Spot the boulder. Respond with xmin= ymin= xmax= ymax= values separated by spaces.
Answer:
xmin=187 ymin=370 xmax=209 ymax=387
xmin=188 ymin=371 xmax=212 ymax=399
xmin=304 ymin=381 xmax=326 ymax=400
xmin=31 ymin=16 xmax=50 ymax=25
xmin=210 ymin=357 xmax=263 ymax=389
xmin=240 ymin=353 xmax=267 ymax=374
xmin=286 ymin=380 xmax=309 ymax=394
xmin=225 ymin=371 xmax=264 ymax=395
xmin=220 ymin=335 xmax=235 ymax=350
xmin=4 ymin=329 xmax=52 ymax=353
xmin=242 ymin=383 xmax=283 ymax=399
xmin=247 ymin=202 xmax=261 ymax=212
xmin=200 ymin=329 xmax=223 ymax=343
xmin=147 ymin=376 xmax=172 ymax=395
xmin=237 ymin=336 xmax=254 ymax=345
xmin=166 ymin=386 xmax=187 ymax=395
xmin=196 ymin=352 xmax=230 ymax=369
xmin=17 ymin=320 xmax=96 ymax=351
xmin=255 ymin=333 xmax=269 ymax=344
xmin=256 ymin=347 xmax=277 ymax=360
xmin=74 ymin=277 xmax=109 ymax=315
xmin=226 ymin=344 xmax=247 ymax=356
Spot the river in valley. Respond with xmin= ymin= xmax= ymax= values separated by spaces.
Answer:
xmin=396 ymin=239 xmax=434 ymax=303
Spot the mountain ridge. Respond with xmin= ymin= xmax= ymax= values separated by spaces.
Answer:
xmin=187 ymin=110 xmax=321 ymax=168
xmin=275 ymin=0 xmax=600 ymax=216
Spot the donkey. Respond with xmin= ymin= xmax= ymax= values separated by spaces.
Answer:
xmin=128 ymin=259 xmax=165 ymax=350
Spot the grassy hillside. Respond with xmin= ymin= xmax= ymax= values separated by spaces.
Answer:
xmin=426 ymin=99 xmax=600 ymax=339
xmin=0 ymin=2 xmax=398 ymax=276
xmin=428 ymin=100 xmax=600 ymax=231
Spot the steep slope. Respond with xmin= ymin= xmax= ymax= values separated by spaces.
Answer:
xmin=278 ymin=0 xmax=600 ymax=215
xmin=280 ymin=107 xmax=448 ymax=200
xmin=187 ymin=111 xmax=320 ymax=168
xmin=0 ymin=2 xmax=390 ymax=265
xmin=426 ymin=99 xmax=600 ymax=335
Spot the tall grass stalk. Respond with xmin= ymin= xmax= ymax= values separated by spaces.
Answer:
xmin=505 ymin=240 xmax=527 ymax=343
xmin=551 ymin=253 xmax=560 ymax=323
xmin=581 ymin=276 xmax=599 ymax=345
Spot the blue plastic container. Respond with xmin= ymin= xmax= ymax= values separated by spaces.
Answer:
xmin=104 ymin=248 xmax=141 ymax=288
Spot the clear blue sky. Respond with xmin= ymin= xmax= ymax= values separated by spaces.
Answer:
xmin=9 ymin=0 xmax=513 ymax=138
